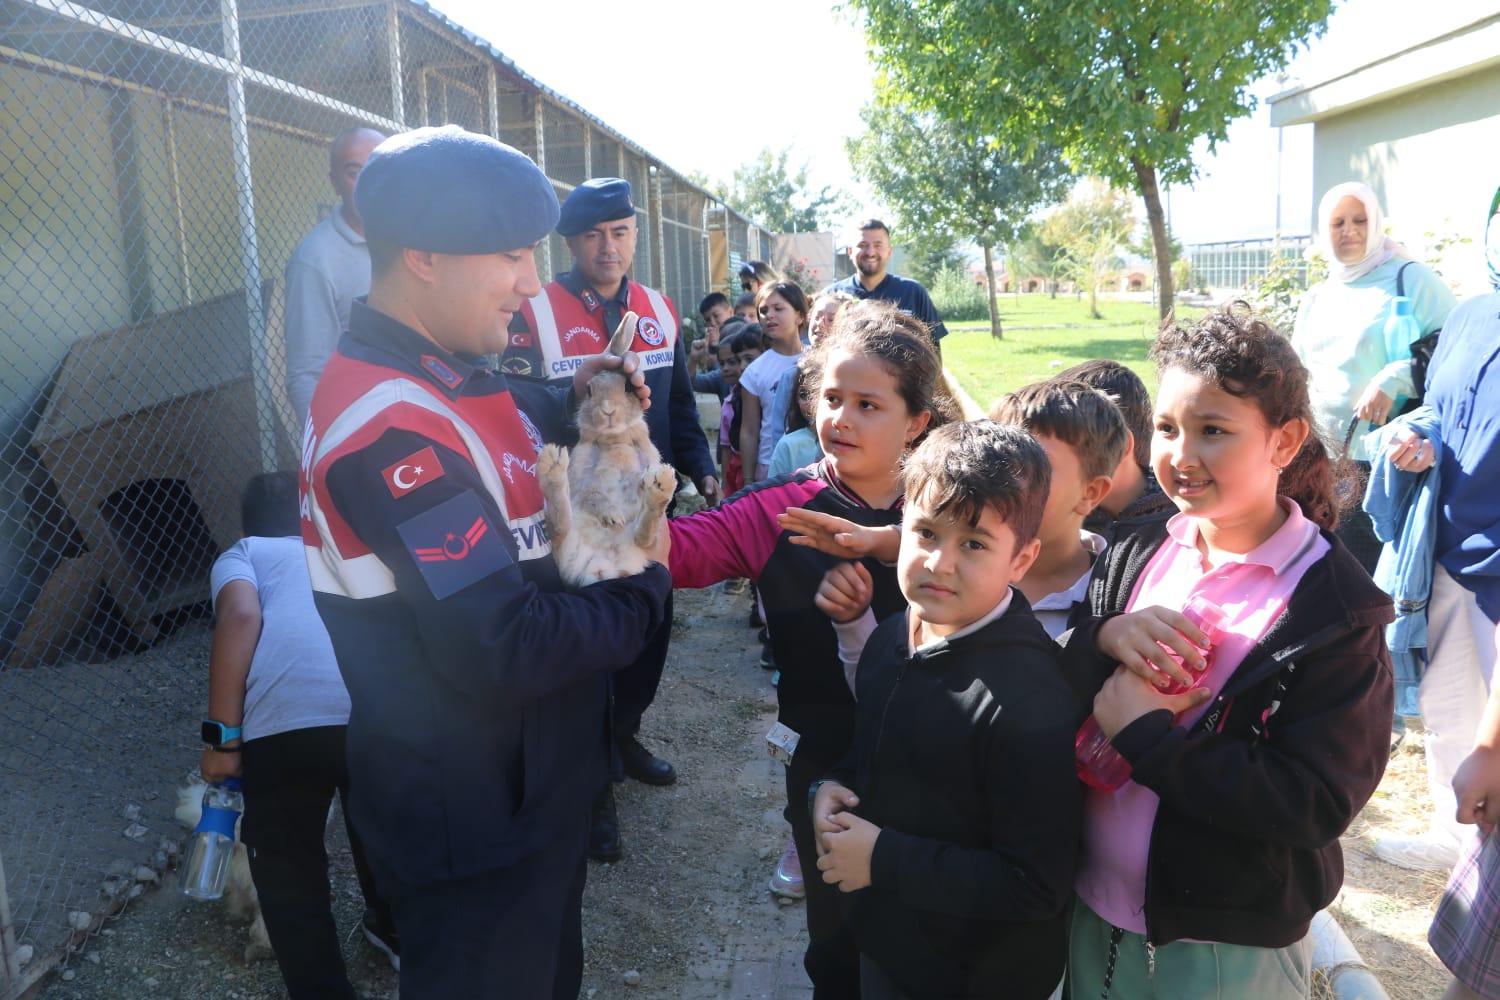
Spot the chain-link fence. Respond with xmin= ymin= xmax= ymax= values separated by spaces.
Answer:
xmin=0 ymin=0 xmax=771 ymax=991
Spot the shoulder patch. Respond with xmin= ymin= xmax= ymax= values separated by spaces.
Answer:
xmin=421 ymin=354 xmax=464 ymax=389
xmin=396 ymin=490 xmax=512 ymax=599
xmin=382 ymin=445 xmax=445 ymax=499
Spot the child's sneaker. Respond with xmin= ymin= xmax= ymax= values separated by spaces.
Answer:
xmin=723 ymin=577 xmax=750 ymax=596
xmin=768 ymin=839 xmax=805 ymax=899
xmin=362 ymin=906 xmax=401 ymax=971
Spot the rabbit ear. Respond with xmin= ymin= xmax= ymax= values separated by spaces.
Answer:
xmin=606 ymin=312 xmax=638 ymax=357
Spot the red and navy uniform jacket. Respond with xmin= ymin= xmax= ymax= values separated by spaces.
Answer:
xmin=502 ymin=271 xmax=716 ymax=487
xmin=300 ymin=301 xmax=670 ymax=885
xmin=668 ymin=461 xmax=907 ymax=771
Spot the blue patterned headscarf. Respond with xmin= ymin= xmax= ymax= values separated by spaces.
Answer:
xmin=1487 ymin=186 xmax=1500 ymax=291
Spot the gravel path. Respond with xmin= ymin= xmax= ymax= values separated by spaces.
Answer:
xmin=33 ymin=584 xmax=812 ymax=999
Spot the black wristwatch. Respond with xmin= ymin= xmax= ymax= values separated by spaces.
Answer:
xmin=201 ymin=720 xmax=243 ymax=750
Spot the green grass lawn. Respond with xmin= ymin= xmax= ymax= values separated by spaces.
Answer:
xmin=941 ymin=294 xmax=1202 ymax=411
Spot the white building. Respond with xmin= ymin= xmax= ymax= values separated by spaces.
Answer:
xmin=1269 ymin=5 xmax=1500 ymax=295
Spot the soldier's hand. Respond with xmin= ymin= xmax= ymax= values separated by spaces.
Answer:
xmin=645 ymin=514 xmax=671 ymax=568
xmin=574 ymin=352 xmax=651 ymax=411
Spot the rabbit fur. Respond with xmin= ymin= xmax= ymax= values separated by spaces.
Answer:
xmin=538 ymin=312 xmax=677 ymax=586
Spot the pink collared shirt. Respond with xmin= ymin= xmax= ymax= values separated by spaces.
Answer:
xmin=1074 ymin=499 xmax=1330 ymax=934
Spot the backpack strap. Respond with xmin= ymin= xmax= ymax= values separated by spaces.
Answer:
xmin=1396 ymin=260 xmax=1414 ymax=298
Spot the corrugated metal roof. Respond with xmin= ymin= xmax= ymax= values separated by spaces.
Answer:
xmin=403 ymin=0 xmax=765 ymax=229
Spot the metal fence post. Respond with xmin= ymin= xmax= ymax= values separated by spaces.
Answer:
xmin=0 ymin=847 xmax=19 ymax=993
xmin=649 ymin=165 xmax=665 ymax=290
xmin=533 ymin=96 xmax=550 ymax=280
xmin=386 ymin=0 xmax=405 ymax=126
xmin=221 ymin=0 xmax=277 ymax=474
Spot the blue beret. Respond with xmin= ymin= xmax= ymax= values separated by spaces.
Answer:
xmin=355 ymin=125 xmax=559 ymax=254
xmin=556 ymin=177 xmax=636 ymax=237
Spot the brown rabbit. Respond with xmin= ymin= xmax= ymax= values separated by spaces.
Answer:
xmin=537 ymin=312 xmax=678 ymax=586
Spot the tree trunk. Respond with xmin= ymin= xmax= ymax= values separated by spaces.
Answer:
xmin=1133 ymin=156 xmax=1175 ymax=321
xmin=982 ymin=243 xmax=1003 ymax=340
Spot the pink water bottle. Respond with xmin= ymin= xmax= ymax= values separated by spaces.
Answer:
xmin=1074 ymin=595 xmax=1228 ymax=792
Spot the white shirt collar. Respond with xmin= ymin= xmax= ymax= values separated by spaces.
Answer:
xmin=910 ymin=588 xmax=1015 ymax=654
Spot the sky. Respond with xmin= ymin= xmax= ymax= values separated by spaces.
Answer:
xmin=429 ymin=0 xmax=1441 ymax=247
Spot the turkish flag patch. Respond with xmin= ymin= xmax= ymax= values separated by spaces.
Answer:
xmin=383 ymin=446 xmax=445 ymax=499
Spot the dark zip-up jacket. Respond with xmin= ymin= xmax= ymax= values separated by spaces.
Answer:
xmin=832 ymin=594 xmax=1086 ymax=998
xmin=1066 ymin=517 xmax=1395 ymax=947
xmin=1082 ymin=468 xmax=1176 ymax=548
xmin=669 ymin=461 xmax=907 ymax=771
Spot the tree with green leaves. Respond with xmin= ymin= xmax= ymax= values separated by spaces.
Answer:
xmin=1041 ymin=181 xmax=1135 ymax=320
xmin=1006 ymin=222 xmax=1068 ymax=299
xmin=849 ymin=0 xmax=1334 ymax=318
xmin=725 ymin=147 xmax=847 ymax=234
xmin=847 ymin=92 xmax=1070 ymax=338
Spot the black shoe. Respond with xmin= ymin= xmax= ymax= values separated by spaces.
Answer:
xmin=759 ymin=641 xmax=776 ymax=671
xmin=617 ymin=735 xmax=677 ymax=786
xmin=589 ymin=785 xmax=622 ymax=862
xmin=757 ymin=626 xmax=770 ymax=644
xmin=361 ymin=906 xmax=401 ymax=972
xmin=749 ymin=604 xmax=763 ymax=628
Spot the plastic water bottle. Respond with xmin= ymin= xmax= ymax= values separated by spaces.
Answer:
xmin=1074 ymin=597 xmax=1228 ymax=793
xmin=1381 ymin=297 xmax=1423 ymax=412
xmin=179 ymin=778 xmax=243 ymax=900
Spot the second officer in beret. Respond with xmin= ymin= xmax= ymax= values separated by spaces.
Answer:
xmin=502 ymin=177 xmax=717 ymax=860
xmin=300 ymin=126 xmax=670 ymax=998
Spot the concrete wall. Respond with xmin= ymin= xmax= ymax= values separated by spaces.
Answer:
xmin=1309 ymin=62 xmax=1500 ymax=296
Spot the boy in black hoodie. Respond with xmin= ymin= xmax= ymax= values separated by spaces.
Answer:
xmin=809 ymin=421 xmax=1085 ymax=1000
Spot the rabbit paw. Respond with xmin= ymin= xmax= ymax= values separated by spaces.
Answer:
xmin=537 ymin=444 xmax=569 ymax=485
xmin=645 ymin=465 xmax=678 ymax=512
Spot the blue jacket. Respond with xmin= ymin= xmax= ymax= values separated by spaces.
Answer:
xmin=1362 ymin=409 xmax=1443 ymax=715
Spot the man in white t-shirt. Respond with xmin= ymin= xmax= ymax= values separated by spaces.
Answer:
xmin=198 ymin=472 xmax=397 ymax=997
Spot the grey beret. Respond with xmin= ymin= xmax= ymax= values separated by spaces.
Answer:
xmin=355 ymin=125 xmax=559 ymax=254
xmin=556 ymin=177 xmax=635 ymax=237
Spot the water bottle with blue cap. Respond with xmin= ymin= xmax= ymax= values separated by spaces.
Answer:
xmin=179 ymin=778 xmax=243 ymax=900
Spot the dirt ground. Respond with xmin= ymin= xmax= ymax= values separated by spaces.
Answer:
xmin=22 ymin=583 xmax=1460 ymax=1000
xmin=32 ymin=584 xmax=810 ymax=1000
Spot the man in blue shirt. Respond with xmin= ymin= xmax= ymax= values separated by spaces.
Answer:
xmin=825 ymin=218 xmax=948 ymax=349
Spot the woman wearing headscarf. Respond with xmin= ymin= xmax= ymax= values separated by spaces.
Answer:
xmin=1293 ymin=181 xmax=1458 ymax=570
xmin=1364 ymin=189 xmax=1500 ymax=892
xmin=1417 ymin=188 xmax=1500 ymax=1000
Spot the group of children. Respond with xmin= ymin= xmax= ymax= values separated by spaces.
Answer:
xmin=205 ymin=287 xmax=1394 ymax=999
xmin=668 ymin=297 xmax=1394 ymax=998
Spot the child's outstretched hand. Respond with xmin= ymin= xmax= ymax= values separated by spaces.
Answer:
xmin=814 ymin=561 xmax=874 ymax=624
xmin=812 ymin=781 xmax=860 ymax=856
xmin=1094 ymin=665 xmax=1213 ymax=739
xmin=778 ymin=509 xmax=901 ymax=563
xmin=1096 ymin=606 xmax=1211 ymax=690
xmin=817 ymin=811 xmax=880 ymax=892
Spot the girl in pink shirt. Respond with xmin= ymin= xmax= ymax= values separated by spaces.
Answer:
xmin=1063 ymin=304 xmax=1395 ymax=998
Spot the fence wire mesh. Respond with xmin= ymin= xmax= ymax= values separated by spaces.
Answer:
xmin=0 ymin=0 xmax=760 ymax=991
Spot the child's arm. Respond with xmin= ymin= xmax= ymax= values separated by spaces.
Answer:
xmin=199 ymin=580 xmax=260 ymax=782
xmin=1104 ymin=625 xmax=1394 ymax=847
xmin=667 ymin=479 xmax=813 ymax=589
xmin=814 ymin=562 xmax=877 ymax=695
xmin=739 ymin=390 xmax=762 ymax=481
xmin=778 ymin=508 xmax=901 ymax=563
xmin=1451 ymin=622 xmax=1500 ymax=834
xmin=838 ymin=687 xmax=1084 ymax=919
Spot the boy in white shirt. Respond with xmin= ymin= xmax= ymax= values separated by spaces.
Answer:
xmin=990 ymin=381 xmax=1128 ymax=639
xmin=197 ymin=472 xmax=397 ymax=996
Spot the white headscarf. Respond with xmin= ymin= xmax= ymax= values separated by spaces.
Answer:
xmin=1313 ymin=181 xmax=1408 ymax=283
